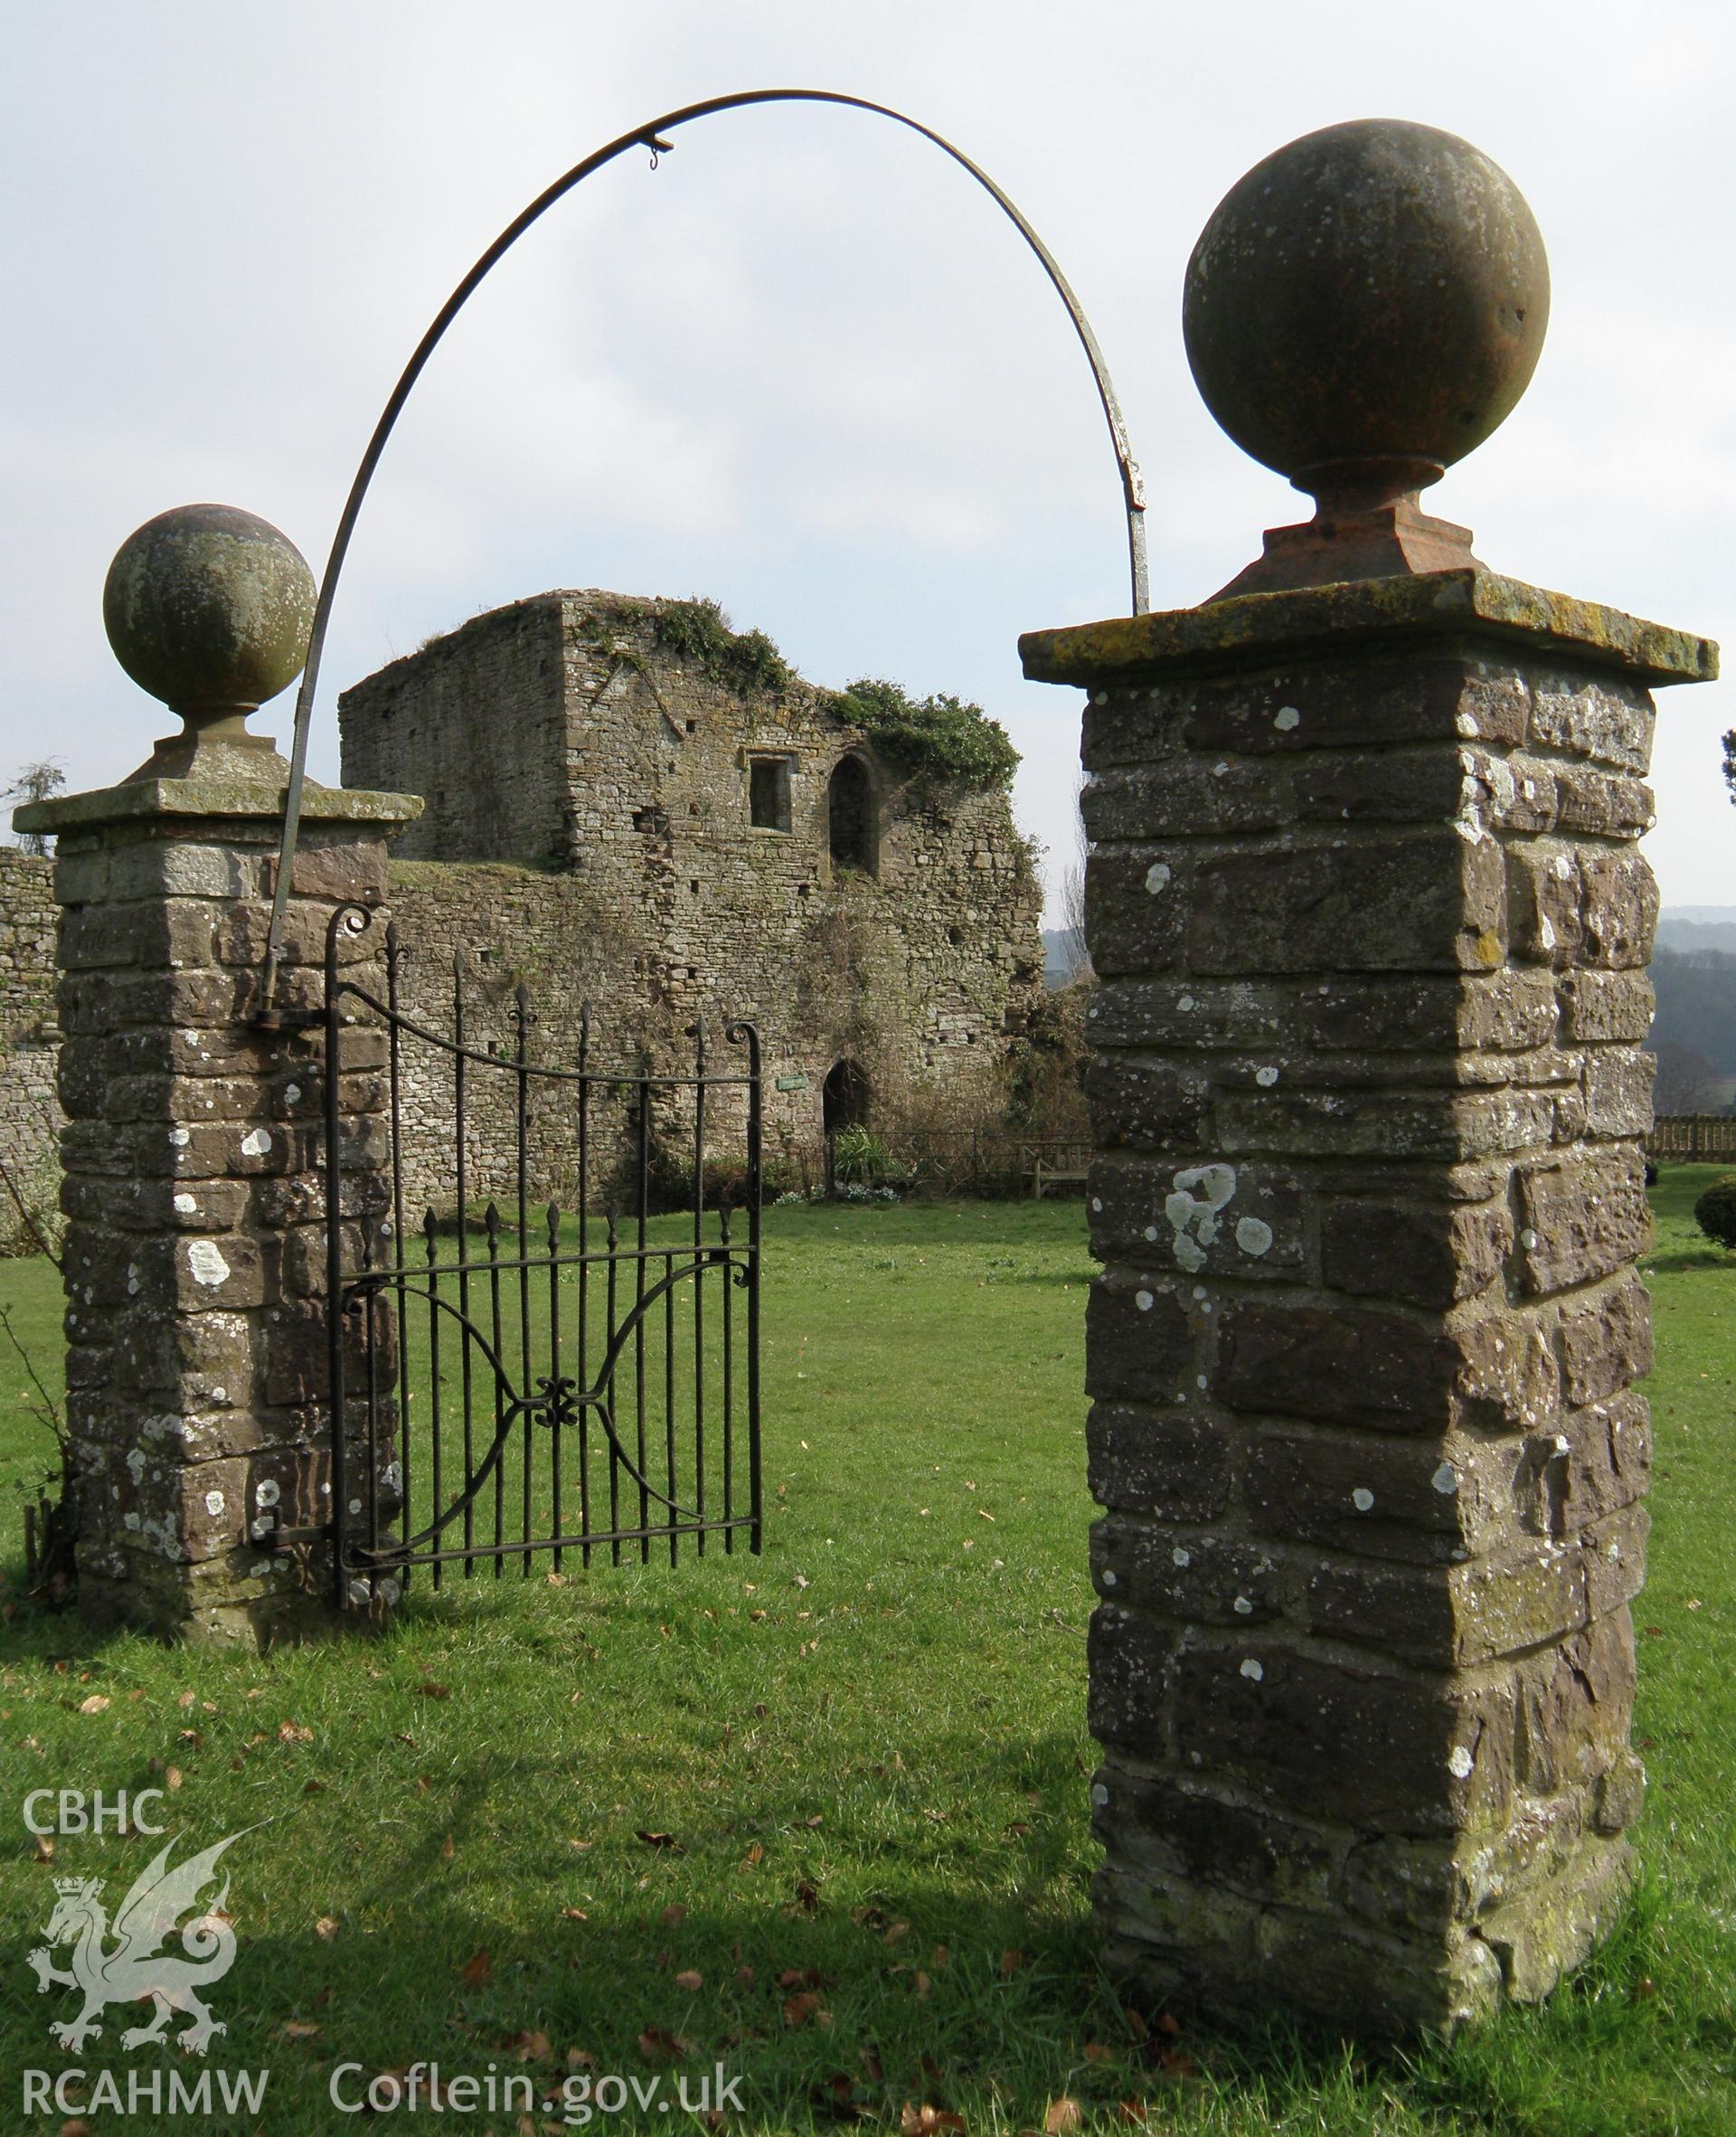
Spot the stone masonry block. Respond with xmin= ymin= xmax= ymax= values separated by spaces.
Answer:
xmin=1515 ymin=1147 xmax=1651 ymax=1296
xmin=1556 ymin=969 xmax=1654 ymax=1045
xmin=1513 ymin=1612 xmax=1637 ymax=1796
xmin=1085 ymin=851 xmax=1189 ymax=975
xmin=1321 ymin=1194 xmax=1513 ymax=1308
xmin=1583 ymin=1049 xmax=1655 ymax=1139
xmin=1579 ymin=850 xmax=1657 ymax=969
xmin=1090 ymin=1155 xmax=1306 ymax=1279
xmin=1558 ymin=1275 xmax=1652 ymax=1407
xmin=1245 ymin=1429 xmax=1516 ymax=1565
xmin=1085 ymin=1054 xmax=1211 ymax=1149
xmin=1526 ymin=672 xmax=1654 ymax=772
xmin=1088 ymin=1603 xmax=1178 ymax=1753
xmin=1305 ymin=970 xmax=1559 ymax=1054
xmin=1305 ymin=1545 xmax=1588 ymax=1669
xmin=1218 ymin=1300 xmax=1458 ymax=1431
xmin=1092 ymin=1764 xmax=1340 ymax=1912
xmin=1080 ymin=760 xmax=1288 ymax=840
xmin=1171 ymin=1643 xmax=1515 ymax=1830
xmin=1174 ymin=655 xmax=1529 ymax=756
xmin=1094 ymin=1517 xmax=1285 ymax=1628
xmin=1189 ymin=831 xmax=1506 ymax=976
xmin=1085 ymin=1273 xmax=1195 ymax=1402
xmin=1087 ymin=1404 xmax=1234 ymax=1521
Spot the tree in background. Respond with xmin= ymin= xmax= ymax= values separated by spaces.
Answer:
xmin=3 ymin=761 xmax=64 ymax=856
xmin=1651 ymin=1040 xmax=1722 ymax=1115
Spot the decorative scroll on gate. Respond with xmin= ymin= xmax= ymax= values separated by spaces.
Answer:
xmin=321 ymin=907 xmax=762 ymax=1606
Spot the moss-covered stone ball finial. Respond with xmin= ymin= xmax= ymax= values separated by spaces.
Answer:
xmin=103 ymin=504 xmax=316 ymax=778
xmin=1183 ymin=119 xmax=1549 ymax=598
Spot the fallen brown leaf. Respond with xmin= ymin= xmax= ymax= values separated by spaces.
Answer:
xmin=278 ymin=1721 xmax=314 ymax=1745
xmin=675 ymin=1969 xmax=703 ymax=1991
xmin=783 ymin=1990 xmax=827 ymax=2029
xmin=741 ymin=1841 xmax=765 ymax=1868
xmin=1083 ymin=2042 xmax=1111 ymax=2063
xmin=441 ymin=1834 xmax=455 ymax=1861
xmin=59 ymin=2121 xmax=94 ymax=2137
xmin=999 ymin=1947 xmax=1026 ymax=1978
xmin=636 ymin=1830 xmax=685 ymax=1853
xmin=794 ymin=1877 xmax=819 ymax=1914
xmin=419 ymin=1680 xmax=451 ymax=1700
xmin=637 ymin=2026 xmax=692 ymax=2061
xmin=900 ymin=2106 xmax=966 ymax=2137
xmin=860 ymin=2045 xmax=885 ymax=2083
xmin=77 ymin=1695 xmax=109 ymax=1715
xmin=661 ymin=1903 xmax=686 ymax=1927
xmin=460 ymin=1950 xmax=493 ymax=1987
xmin=913 ymin=1971 xmax=931 ymax=1999
xmin=280 ymin=2020 xmax=323 ymax=2041
xmin=165 ymin=1765 xmax=184 ymax=1791
xmin=884 ymin=1920 xmax=910 ymax=1946
xmin=1044 ymin=2099 xmax=1083 ymax=2135
xmin=561 ymin=1907 xmax=590 ymax=1922
xmin=33 ymin=1834 xmax=54 ymax=1864
xmin=507 ymin=2028 xmax=552 ymax=2062
xmin=735 ymin=1965 xmax=755 ymax=1986
xmin=315 ymin=1916 xmax=339 ymax=1942
xmin=177 ymin=1689 xmax=196 ymax=1708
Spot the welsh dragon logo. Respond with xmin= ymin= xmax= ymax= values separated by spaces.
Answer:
xmin=27 ymin=1829 xmax=246 ymax=2055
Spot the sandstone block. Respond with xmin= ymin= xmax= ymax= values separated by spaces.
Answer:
xmin=1087 ymin=1404 xmax=1234 ymax=1521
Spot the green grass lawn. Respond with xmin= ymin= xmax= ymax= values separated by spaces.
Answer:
xmin=0 ymin=1182 xmax=1732 ymax=2134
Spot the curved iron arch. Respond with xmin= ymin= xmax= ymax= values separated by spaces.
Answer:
xmin=259 ymin=88 xmax=1149 ymax=1018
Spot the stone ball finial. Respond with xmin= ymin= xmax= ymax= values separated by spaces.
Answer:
xmin=1183 ymin=119 xmax=1549 ymax=513
xmin=103 ymin=504 xmax=316 ymax=725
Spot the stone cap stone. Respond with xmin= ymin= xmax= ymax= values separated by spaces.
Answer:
xmin=16 ymin=774 xmax=424 ymax=837
xmin=1019 ymin=569 xmax=1718 ymax=691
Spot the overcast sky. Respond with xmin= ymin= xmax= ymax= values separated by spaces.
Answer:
xmin=5 ymin=1 xmax=1732 ymax=923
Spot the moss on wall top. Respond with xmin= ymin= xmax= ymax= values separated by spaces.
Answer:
xmin=831 ymin=677 xmax=1020 ymax=791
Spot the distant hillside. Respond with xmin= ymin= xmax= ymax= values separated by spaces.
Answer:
xmin=1649 ymin=915 xmax=1736 ymax=1111
xmin=1657 ymin=908 xmax=1736 ymax=956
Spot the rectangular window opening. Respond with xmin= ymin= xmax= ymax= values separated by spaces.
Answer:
xmin=749 ymin=756 xmax=793 ymax=832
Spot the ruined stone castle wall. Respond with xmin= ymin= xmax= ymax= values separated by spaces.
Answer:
xmin=340 ymin=593 xmax=1045 ymax=1211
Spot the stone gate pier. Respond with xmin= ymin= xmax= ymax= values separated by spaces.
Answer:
xmin=1024 ymin=121 xmax=1717 ymax=2032
xmin=20 ymin=505 xmax=420 ymax=1645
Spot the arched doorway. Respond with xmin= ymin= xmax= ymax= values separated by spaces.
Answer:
xmin=827 ymin=756 xmax=876 ymax=875
xmin=823 ymin=1057 xmax=871 ymax=1133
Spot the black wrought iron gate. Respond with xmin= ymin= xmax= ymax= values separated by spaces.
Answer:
xmin=321 ymin=908 xmax=762 ymax=1606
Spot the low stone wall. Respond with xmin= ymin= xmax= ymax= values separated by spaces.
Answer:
xmin=0 ymin=851 xmax=63 ymax=1248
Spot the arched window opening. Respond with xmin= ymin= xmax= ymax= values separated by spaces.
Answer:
xmin=823 ymin=1059 xmax=871 ymax=1133
xmin=828 ymin=756 xmax=876 ymax=875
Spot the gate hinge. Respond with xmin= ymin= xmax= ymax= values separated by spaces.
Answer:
xmin=260 ymin=1518 xmax=335 ymax=1548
